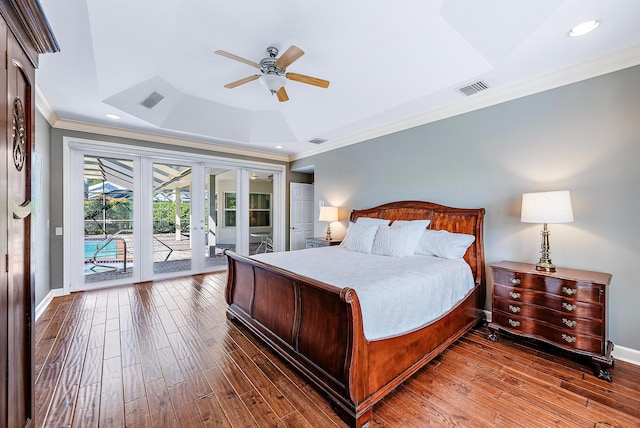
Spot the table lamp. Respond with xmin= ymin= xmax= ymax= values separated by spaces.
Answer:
xmin=319 ymin=206 xmax=339 ymax=241
xmin=521 ymin=190 xmax=574 ymax=272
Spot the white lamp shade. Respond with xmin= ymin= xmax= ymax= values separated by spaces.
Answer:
xmin=521 ymin=190 xmax=574 ymax=224
xmin=259 ymin=74 xmax=286 ymax=92
xmin=319 ymin=206 xmax=339 ymax=222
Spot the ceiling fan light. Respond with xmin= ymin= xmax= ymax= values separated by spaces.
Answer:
xmin=259 ymin=74 xmax=286 ymax=94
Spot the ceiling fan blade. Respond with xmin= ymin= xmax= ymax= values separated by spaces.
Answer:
xmin=215 ymin=50 xmax=261 ymax=69
xmin=224 ymin=75 xmax=260 ymax=88
xmin=286 ymin=72 xmax=330 ymax=88
xmin=275 ymin=45 xmax=305 ymax=69
xmin=276 ymin=86 xmax=289 ymax=102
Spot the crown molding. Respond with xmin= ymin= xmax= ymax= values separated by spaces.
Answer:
xmin=35 ymin=83 xmax=59 ymax=125
xmin=48 ymin=118 xmax=290 ymax=163
xmin=289 ymin=45 xmax=640 ymax=162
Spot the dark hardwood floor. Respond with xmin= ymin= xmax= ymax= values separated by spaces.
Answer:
xmin=34 ymin=272 xmax=640 ymax=427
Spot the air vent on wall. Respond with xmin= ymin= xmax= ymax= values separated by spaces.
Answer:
xmin=457 ymin=80 xmax=490 ymax=96
xmin=308 ymin=138 xmax=327 ymax=144
xmin=140 ymin=91 xmax=165 ymax=109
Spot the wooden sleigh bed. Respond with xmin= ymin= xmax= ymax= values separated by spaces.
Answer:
xmin=224 ymin=200 xmax=486 ymax=427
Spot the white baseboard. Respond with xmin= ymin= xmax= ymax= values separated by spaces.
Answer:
xmin=35 ymin=288 xmax=67 ymax=321
xmin=612 ymin=344 xmax=640 ymax=367
xmin=481 ymin=310 xmax=639 ymax=366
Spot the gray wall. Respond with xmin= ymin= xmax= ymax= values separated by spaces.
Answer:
xmin=34 ymin=110 xmax=52 ymax=307
xmin=292 ymin=65 xmax=640 ymax=351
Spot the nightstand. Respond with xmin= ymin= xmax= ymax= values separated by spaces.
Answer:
xmin=488 ymin=261 xmax=613 ymax=381
xmin=305 ymin=237 xmax=342 ymax=248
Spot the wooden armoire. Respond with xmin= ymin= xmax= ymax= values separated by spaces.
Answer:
xmin=0 ymin=1 xmax=57 ymax=426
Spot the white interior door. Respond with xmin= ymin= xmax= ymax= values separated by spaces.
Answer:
xmin=289 ymin=182 xmax=314 ymax=250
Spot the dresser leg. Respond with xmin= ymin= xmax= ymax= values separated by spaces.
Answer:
xmin=592 ymin=341 xmax=614 ymax=382
xmin=487 ymin=327 xmax=498 ymax=342
xmin=596 ymin=368 xmax=612 ymax=382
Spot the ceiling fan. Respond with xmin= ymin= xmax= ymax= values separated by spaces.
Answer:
xmin=215 ymin=45 xmax=330 ymax=102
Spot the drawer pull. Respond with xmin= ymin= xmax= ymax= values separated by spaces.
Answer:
xmin=509 ymin=305 xmax=521 ymax=313
xmin=562 ymin=287 xmax=577 ymax=296
xmin=562 ymin=334 xmax=577 ymax=343
xmin=509 ymin=291 xmax=521 ymax=299
xmin=510 ymin=278 xmax=521 ymax=285
xmin=562 ymin=318 xmax=577 ymax=328
xmin=508 ymin=319 xmax=520 ymax=327
xmin=562 ymin=302 xmax=577 ymax=312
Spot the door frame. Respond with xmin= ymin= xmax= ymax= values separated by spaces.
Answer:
xmin=62 ymin=136 xmax=286 ymax=294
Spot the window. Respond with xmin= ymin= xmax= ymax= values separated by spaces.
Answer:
xmin=224 ymin=192 xmax=236 ymax=227
xmin=224 ymin=192 xmax=271 ymax=227
xmin=249 ymin=193 xmax=270 ymax=227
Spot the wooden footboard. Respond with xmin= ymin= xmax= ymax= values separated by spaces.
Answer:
xmin=225 ymin=250 xmax=371 ymax=424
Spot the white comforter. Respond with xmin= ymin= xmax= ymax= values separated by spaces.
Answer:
xmin=252 ymin=246 xmax=475 ymax=341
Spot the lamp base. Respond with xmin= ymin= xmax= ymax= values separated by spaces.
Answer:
xmin=535 ymin=261 xmax=556 ymax=273
xmin=535 ymin=223 xmax=556 ymax=272
xmin=325 ymin=223 xmax=332 ymax=242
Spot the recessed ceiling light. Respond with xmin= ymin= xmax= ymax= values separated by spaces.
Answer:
xmin=568 ymin=20 xmax=600 ymax=37
xmin=275 ymin=145 xmax=283 ymax=149
xmin=105 ymin=113 xmax=121 ymax=119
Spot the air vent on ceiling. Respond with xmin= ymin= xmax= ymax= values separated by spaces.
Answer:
xmin=140 ymin=91 xmax=165 ymax=109
xmin=457 ymin=80 xmax=490 ymax=97
xmin=308 ymin=138 xmax=327 ymax=144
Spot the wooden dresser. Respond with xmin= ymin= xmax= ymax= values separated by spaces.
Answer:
xmin=488 ymin=261 xmax=613 ymax=381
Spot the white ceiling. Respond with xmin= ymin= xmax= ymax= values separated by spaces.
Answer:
xmin=36 ymin=0 xmax=640 ymax=158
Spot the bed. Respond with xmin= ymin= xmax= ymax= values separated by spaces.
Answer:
xmin=224 ymin=200 xmax=486 ymax=427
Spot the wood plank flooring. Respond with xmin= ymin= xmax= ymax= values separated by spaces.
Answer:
xmin=35 ymin=272 xmax=640 ymax=427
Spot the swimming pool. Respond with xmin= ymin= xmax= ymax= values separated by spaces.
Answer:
xmin=84 ymin=238 xmax=119 ymax=260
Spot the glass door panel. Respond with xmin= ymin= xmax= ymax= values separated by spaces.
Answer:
xmin=152 ymin=163 xmax=192 ymax=275
xmin=204 ymin=169 xmax=238 ymax=264
xmin=202 ymin=168 xmax=232 ymax=270
xmin=247 ymin=171 xmax=274 ymax=255
xmin=83 ymin=156 xmax=135 ymax=285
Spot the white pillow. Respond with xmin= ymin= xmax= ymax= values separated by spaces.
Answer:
xmin=415 ymin=229 xmax=475 ymax=259
xmin=371 ymin=224 xmax=423 ymax=257
xmin=355 ymin=217 xmax=390 ymax=226
xmin=390 ymin=219 xmax=431 ymax=229
xmin=340 ymin=222 xmax=379 ymax=254
xmin=372 ymin=220 xmax=431 ymax=257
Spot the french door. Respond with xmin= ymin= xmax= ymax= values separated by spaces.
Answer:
xmin=65 ymin=139 xmax=285 ymax=292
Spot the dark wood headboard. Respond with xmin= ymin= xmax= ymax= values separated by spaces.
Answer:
xmin=349 ymin=200 xmax=485 ymax=287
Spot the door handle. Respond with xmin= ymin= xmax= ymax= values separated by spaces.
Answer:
xmin=13 ymin=200 xmax=31 ymax=219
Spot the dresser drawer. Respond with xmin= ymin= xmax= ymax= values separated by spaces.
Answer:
xmin=492 ymin=310 xmax=604 ymax=355
xmin=493 ymin=297 xmax=603 ymax=336
xmin=493 ymin=269 xmax=603 ymax=303
xmin=493 ymin=284 xmax=603 ymax=320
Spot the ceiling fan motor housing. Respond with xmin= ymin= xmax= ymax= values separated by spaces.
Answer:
xmin=260 ymin=56 xmax=286 ymax=76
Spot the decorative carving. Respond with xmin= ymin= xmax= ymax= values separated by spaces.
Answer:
xmin=12 ymin=97 xmax=26 ymax=171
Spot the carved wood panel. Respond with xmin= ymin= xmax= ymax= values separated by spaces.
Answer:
xmin=6 ymin=35 xmax=34 ymax=428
